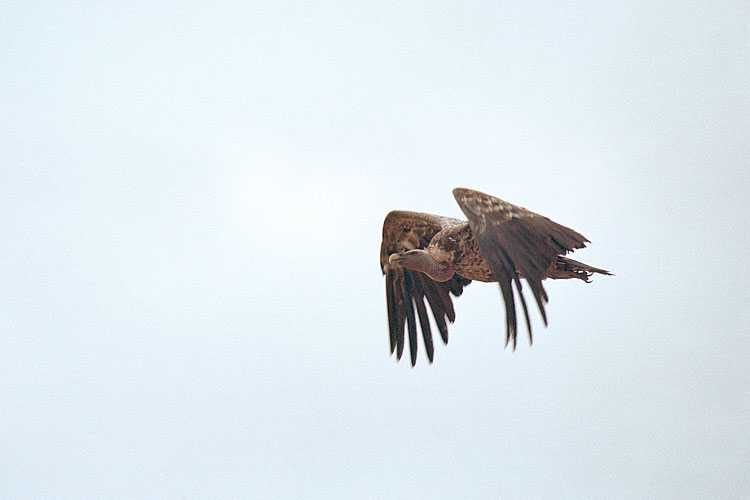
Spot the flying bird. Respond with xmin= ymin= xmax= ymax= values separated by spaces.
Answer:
xmin=380 ymin=187 xmax=611 ymax=365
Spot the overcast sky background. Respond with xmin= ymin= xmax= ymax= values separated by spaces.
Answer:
xmin=2 ymin=2 xmax=748 ymax=499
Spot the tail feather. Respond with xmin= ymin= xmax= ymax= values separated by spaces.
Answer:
xmin=548 ymin=256 xmax=612 ymax=282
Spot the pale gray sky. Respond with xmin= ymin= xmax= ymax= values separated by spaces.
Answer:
xmin=2 ymin=2 xmax=748 ymax=499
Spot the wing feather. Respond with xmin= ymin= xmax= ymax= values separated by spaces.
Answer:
xmin=412 ymin=274 xmax=435 ymax=363
xmin=402 ymin=272 xmax=419 ymax=365
xmin=390 ymin=269 xmax=406 ymax=358
xmin=453 ymin=188 xmax=589 ymax=346
xmin=385 ymin=268 xmax=398 ymax=353
xmin=422 ymin=283 xmax=450 ymax=344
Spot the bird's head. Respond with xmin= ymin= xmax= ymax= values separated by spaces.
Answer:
xmin=389 ymin=249 xmax=454 ymax=282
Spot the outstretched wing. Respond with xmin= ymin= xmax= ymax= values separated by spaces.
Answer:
xmin=452 ymin=188 xmax=589 ymax=347
xmin=380 ymin=211 xmax=471 ymax=365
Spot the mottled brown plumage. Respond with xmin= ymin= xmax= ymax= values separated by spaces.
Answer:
xmin=380 ymin=187 xmax=612 ymax=365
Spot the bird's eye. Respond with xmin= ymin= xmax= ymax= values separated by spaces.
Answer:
xmin=403 ymin=228 xmax=410 ymax=233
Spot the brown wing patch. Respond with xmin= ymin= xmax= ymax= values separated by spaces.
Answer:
xmin=381 ymin=211 xmax=471 ymax=365
xmin=453 ymin=188 xmax=589 ymax=347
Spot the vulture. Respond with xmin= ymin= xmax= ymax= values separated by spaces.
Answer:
xmin=380 ymin=187 xmax=611 ymax=365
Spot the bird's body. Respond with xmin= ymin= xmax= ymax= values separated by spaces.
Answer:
xmin=380 ymin=188 xmax=611 ymax=365
xmin=428 ymin=221 xmax=500 ymax=282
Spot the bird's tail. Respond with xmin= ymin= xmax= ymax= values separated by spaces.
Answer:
xmin=548 ymin=256 xmax=613 ymax=282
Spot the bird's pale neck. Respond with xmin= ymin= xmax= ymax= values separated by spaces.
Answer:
xmin=390 ymin=249 xmax=455 ymax=282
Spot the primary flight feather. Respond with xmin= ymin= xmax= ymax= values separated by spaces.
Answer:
xmin=380 ymin=187 xmax=611 ymax=365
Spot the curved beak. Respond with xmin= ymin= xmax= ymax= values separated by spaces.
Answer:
xmin=389 ymin=253 xmax=404 ymax=265
xmin=389 ymin=250 xmax=418 ymax=266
